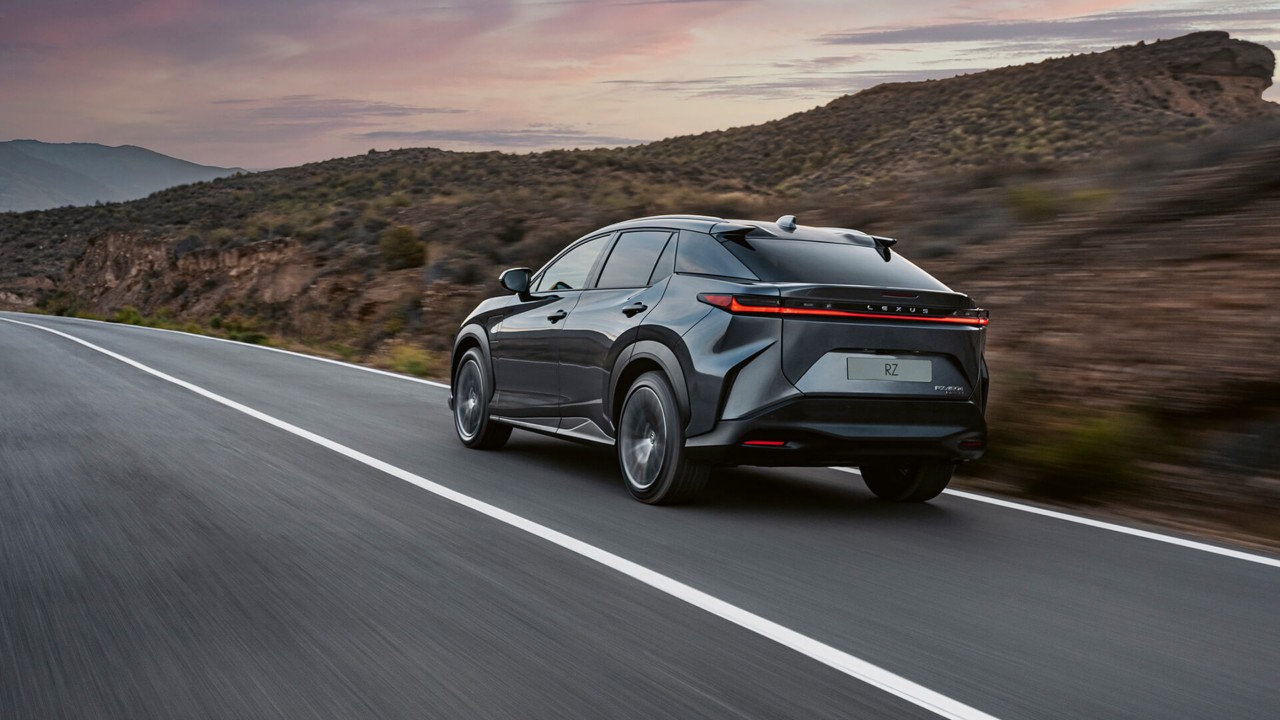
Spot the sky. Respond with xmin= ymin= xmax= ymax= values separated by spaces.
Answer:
xmin=2 ymin=0 xmax=1278 ymax=169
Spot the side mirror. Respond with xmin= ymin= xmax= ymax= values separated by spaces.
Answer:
xmin=499 ymin=267 xmax=532 ymax=299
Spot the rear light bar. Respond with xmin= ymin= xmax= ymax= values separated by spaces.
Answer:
xmin=697 ymin=294 xmax=989 ymax=326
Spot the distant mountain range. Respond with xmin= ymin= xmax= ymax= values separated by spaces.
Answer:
xmin=0 ymin=140 xmax=242 ymax=212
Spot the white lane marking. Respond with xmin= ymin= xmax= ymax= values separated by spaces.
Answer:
xmin=11 ymin=311 xmax=1275 ymax=569
xmin=0 ymin=311 xmax=450 ymax=389
xmin=830 ymin=467 xmax=1280 ymax=568
xmin=1 ymin=315 xmax=1000 ymax=720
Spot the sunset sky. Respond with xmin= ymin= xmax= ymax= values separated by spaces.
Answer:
xmin=2 ymin=0 xmax=1277 ymax=169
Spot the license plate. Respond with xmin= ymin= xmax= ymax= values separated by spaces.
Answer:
xmin=847 ymin=356 xmax=932 ymax=383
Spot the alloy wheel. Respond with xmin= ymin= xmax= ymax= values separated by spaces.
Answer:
xmin=620 ymin=386 xmax=668 ymax=491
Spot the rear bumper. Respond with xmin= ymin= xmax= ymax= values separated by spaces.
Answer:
xmin=684 ymin=396 xmax=986 ymax=467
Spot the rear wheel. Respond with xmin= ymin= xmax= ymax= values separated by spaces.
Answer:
xmin=617 ymin=372 xmax=707 ymax=505
xmin=453 ymin=348 xmax=511 ymax=450
xmin=860 ymin=461 xmax=953 ymax=502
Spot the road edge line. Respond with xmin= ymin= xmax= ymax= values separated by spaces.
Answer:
xmin=0 ymin=311 xmax=450 ymax=389
xmin=829 ymin=468 xmax=1280 ymax=568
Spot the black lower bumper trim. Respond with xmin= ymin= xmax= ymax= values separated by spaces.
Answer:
xmin=684 ymin=396 xmax=986 ymax=466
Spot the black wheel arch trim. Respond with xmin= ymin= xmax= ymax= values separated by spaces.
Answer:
xmin=608 ymin=340 xmax=692 ymax=433
xmin=450 ymin=325 xmax=492 ymax=405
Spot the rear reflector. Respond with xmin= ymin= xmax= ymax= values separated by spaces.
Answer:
xmin=959 ymin=439 xmax=986 ymax=449
xmin=698 ymin=294 xmax=989 ymax=326
xmin=742 ymin=440 xmax=787 ymax=447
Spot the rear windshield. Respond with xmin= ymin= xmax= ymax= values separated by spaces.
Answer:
xmin=722 ymin=238 xmax=950 ymax=291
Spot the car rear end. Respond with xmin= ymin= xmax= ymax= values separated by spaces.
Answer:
xmin=676 ymin=222 xmax=988 ymax=468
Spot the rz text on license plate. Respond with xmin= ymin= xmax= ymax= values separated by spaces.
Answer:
xmin=846 ymin=356 xmax=932 ymax=383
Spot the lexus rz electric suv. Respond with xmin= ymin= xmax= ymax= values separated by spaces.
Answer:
xmin=450 ymin=215 xmax=989 ymax=505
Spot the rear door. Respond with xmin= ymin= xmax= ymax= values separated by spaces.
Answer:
xmin=557 ymin=230 xmax=675 ymax=440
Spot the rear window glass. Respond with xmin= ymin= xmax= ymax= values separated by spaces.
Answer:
xmin=722 ymin=238 xmax=950 ymax=290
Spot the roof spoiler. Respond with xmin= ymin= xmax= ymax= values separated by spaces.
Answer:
xmin=710 ymin=222 xmax=758 ymax=244
xmin=870 ymin=235 xmax=897 ymax=262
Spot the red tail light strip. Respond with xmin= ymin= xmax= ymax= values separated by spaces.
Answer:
xmin=699 ymin=294 xmax=989 ymax=326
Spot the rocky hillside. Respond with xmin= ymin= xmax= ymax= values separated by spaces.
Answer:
xmin=626 ymin=31 xmax=1278 ymax=191
xmin=1 ymin=32 xmax=1278 ymax=545
xmin=0 ymin=140 xmax=242 ymax=212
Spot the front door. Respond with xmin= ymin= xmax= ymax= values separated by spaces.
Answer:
xmin=490 ymin=292 xmax=580 ymax=418
xmin=489 ymin=234 xmax=611 ymax=419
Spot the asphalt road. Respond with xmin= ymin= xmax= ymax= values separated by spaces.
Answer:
xmin=2 ymin=312 xmax=1277 ymax=720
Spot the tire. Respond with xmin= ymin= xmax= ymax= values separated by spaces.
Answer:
xmin=453 ymin=348 xmax=511 ymax=450
xmin=617 ymin=371 xmax=708 ymax=505
xmin=860 ymin=461 xmax=954 ymax=502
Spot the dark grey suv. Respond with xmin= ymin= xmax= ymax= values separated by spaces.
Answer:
xmin=450 ymin=215 xmax=988 ymax=504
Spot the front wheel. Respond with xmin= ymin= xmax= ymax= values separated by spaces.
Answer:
xmin=860 ymin=462 xmax=954 ymax=502
xmin=453 ymin=348 xmax=511 ymax=450
xmin=617 ymin=371 xmax=708 ymax=505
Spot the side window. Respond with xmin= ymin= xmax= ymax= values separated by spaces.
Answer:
xmin=675 ymin=231 xmax=757 ymax=280
xmin=647 ymin=234 xmax=676 ymax=286
xmin=596 ymin=231 xmax=673 ymax=289
xmin=533 ymin=235 xmax=608 ymax=292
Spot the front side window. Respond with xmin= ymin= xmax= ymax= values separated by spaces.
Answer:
xmin=596 ymin=231 xmax=673 ymax=289
xmin=534 ymin=235 xmax=608 ymax=292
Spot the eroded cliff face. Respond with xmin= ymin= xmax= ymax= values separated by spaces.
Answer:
xmin=61 ymin=233 xmax=427 ymax=347
xmin=68 ymin=234 xmax=309 ymax=313
xmin=0 ymin=277 xmax=54 ymax=307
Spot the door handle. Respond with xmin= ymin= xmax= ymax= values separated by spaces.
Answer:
xmin=622 ymin=302 xmax=648 ymax=317
xmin=547 ymin=310 xmax=567 ymax=324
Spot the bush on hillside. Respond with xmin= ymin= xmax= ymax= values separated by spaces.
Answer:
xmin=1011 ymin=412 xmax=1156 ymax=502
xmin=379 ymin=225 xmax=424 ymax=270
